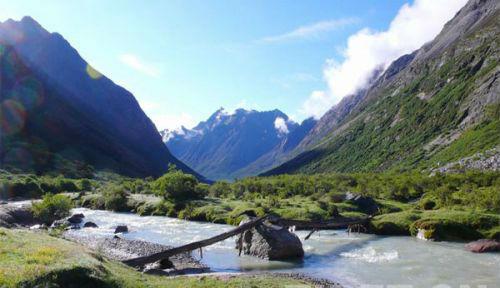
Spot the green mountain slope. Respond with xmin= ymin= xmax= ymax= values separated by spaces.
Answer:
xmin=266 ymin=0 xmax=500 ymax=176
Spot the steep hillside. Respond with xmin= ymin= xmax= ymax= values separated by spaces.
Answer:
xmin=0 ymin=17 xmax=201 ymax=179
xmin=266 ymin=0 xmax=500 ymax=175
xmin=162 ymin=108 xmax=316 ymax=180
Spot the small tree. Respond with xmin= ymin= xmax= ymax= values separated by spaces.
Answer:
xmin=152 ymin=169 xmax=199 ymax=201
xmin=103 ymin=184 xmax=129 ymax=211
xmin=32 ymin=194 xmax=73 ymax=225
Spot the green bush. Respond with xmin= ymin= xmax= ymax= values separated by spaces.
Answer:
xmin=7 ymin=179 xmax=44 ymax=198
xmin=103 ymin=185 xmax=129 ymax=212
xmin=152 ymin=170 xmax=199 ymax=201
xmin=78 ymin=179 xmax=93 ymax=191
xmin=152 ymin=200 xmax=177 ymax=217
xmin=32 ymin=194 xmax=73 ymax=225
xmin=420 ymin=198 xmax=436 ymax=210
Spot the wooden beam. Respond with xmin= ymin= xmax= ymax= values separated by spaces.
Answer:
xmin=123 ymin=216 xmax=267 ymax=267
xmin=269 ymin=216 xmax=369 ymax=230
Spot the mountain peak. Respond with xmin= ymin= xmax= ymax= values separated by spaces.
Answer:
xmin=0 ymin=16 xmax=49 ymax=43
xmin=20 ymin=16 xmax=39 ymax=25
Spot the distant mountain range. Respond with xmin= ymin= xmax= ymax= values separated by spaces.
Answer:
xmin=0 ymin=17 xmax=202 ymax=179
xmin=1 ymin=0 xmax=497 ymax=181
xmin=265 ymin=0 xmax=500 ymax=175
xmin=162 ymin=0 xmax=499 ymax=180
xmin=161 ymin=108 xmax=316 ymax=180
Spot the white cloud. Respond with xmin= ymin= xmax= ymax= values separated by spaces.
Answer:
xmin=150 ymin=112 xmax=197 ymax=131
xmin=272 ymin=73 xmax=319 ymax=90
xmin=274 ymin=117 xmax=289 ymax=134
xmin=119 ymin=53 xmax=160 ymax=77
xmin=299 ymin=90 xmax=331 ymax=119
xmin=228 ymin=100 xmax=261 ymax=113
xmin=259 ymin=18 xmax=359 ymax=43
xmin=300 ymin=0 xmax=467 ymax=119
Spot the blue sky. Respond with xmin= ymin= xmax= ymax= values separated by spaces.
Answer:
xmin=0 ymin=0 xmax=466 ymax=130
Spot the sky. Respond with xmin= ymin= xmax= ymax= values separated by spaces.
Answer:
xmin=0 ymin=0 xmax=467 ymax=131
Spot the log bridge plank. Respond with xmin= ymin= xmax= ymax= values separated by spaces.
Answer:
xmin=123 ymin=215 xmax=368 ymax=267
xmin=123 ymin=216 xmax=267 ymax=267
xmin=269 ymin=216 xmax=369 ymax=230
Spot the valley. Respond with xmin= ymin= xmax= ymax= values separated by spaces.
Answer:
xmin=0 ymin=0 xmax=499 ymax=287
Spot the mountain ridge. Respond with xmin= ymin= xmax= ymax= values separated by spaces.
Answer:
xmin=162 ymin=108 xmax=316 ymax=180
xmin=265 ymin=0 xmax=500 ymax=176
xmin=0 ymin=17 xmax=203 ymax=179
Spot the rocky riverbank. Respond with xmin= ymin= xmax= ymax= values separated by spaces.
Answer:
xmin=64 ymin=233 xmax=209 ymax=275
xmin=0 ymin=201 xmax=37 ymax=228
xmin=0 ymin=227 xmax=338 ymax=288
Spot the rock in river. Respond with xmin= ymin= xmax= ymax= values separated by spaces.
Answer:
xmin=67 ymin=213 xmax=85 ymax=224
xmin=465 ymin=239 xmax=500 ymax=253
xmin=114 ymin=225 xmax=128 ymax=234
xmin=0 ymin=204 xmax=36 ymax=227
xmin=236 ymin=218 xmax=304 ymax=260
xmin=83 ymin=221 xmax=98 ymax=228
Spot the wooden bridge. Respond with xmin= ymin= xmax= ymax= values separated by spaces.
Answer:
xmin=123 ymin=215 xmax=368 ymax=267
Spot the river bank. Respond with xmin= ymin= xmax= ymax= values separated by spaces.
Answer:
xmin=0 ymin=227 xmax=338 ymax=287
xmin=65 ymin=207 xmax=500 ymax=288
xmin=1 ymin=201 xmax=499 ymax=287
xmin=75 ymin=191 xmax=500 ymax=242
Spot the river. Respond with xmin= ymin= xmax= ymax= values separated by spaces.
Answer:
xmin=66 ymin=208 xmax=500 ymax=288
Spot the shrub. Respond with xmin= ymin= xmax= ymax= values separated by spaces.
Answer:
xmin=195 ymin=183 xmax=210 ymax=198
xmin=8 ymin=179 xmax=44 ymax=198
xmin=52 ymin=177 xmax=79 ymax=192
xmin=103 ymin=185 xmax=129 ymax=212
xmin=78 ymin=179 xmax=93 ymax=191
xmin=153 ymin=200 xmax=177 ymax=217
xmin=152 ymin=170 xmax=199 ymax=201
xmin=420 ymin=198 xmax=436 ymax=210
xmin=32 ymin=194 xmax=72 ymax=225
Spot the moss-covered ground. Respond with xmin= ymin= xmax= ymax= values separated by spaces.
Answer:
xmin=0 ymin=228 xmax=314 ymax=288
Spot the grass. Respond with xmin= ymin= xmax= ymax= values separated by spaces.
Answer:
xmin=427 ymin=119 xmax=500 ymax=167
xmin=80 ymin=193 xmax=368 ymax=226
xmin=0 ymin=228 xmax=314 ymax=288
xmin=370 ymin=210 xmax=422 ymax=235
xmin=370 ymin=209 xmax=500 ymax=240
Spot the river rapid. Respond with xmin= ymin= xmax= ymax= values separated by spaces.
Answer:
xmin=66 ymin=208 xmax=500 ymax=288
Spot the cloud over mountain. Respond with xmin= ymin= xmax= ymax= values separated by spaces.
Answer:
xmin=301 ymin=0 xmax=468 ymax=119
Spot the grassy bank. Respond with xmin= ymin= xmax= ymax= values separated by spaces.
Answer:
xmin=0 ymin=228 xmax=317 ymax=288
xmin=2 ymin=169 xmax=500 ymax=241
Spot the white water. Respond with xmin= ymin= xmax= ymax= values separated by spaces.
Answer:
xmin=66 ymin=208 xmax=500 ymax=288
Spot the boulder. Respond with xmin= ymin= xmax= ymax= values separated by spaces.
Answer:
xmin=465 ymin=239 xmax=500 ymax=253
xmin=83 ymin=221 xmax=98 ymax=228
xmin=0 ymin=204 xmax=36 ymax=227
xmin=67 ymin=213 xmax=85 ymax=224
xmin=114 ymin=225 xmax=128 ymax=234
xmin=345 ymin=192 xmax=379 ymax=215
xmin=235 ymin=218 xmax=304 ymax=260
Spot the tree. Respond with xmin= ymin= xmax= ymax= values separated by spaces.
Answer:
xmin=152 ymin=169 xmax=200 ymax=201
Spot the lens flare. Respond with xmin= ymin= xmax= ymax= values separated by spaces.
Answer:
xmin=1 ymin=99 xmax=26 ymax=135
xmin=2 ymin=21 xmax=25 ymax=43
xmin=4 ymin=147 xmax=33 ymax=171
xmin=86 ymin=64 xmax=103 ymax=79
xmin=3 ymin=50 xmax=20 ymax=80
xmin=10 ymin=77 xmax=44 ymax=111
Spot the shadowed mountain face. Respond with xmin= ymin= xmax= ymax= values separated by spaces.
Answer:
xmin=266 ymin=0 xmax=500 ymax=176
xmin=162 ymin=108 xmax=316 ymax=180
xmin=0 ymin=17 xmax=201 ymax=179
